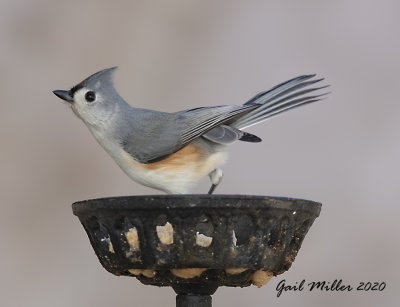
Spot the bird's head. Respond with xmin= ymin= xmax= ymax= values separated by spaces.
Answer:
xmin=53 ymin=67 xmax=121 ymax=127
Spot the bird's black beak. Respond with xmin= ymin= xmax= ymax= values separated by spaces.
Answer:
xmin=53 ymin=90 xmax=73 ymax=103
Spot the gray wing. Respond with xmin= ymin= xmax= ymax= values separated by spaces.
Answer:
xmin=177 ymin=104 xmax=258 ymax=146
xmin=122 ymin=75 xmax=327 ymax=163
xmin=121 ymin=105 xmax=257 ymax=163
xmin=201 ymin=125 xmax=244 ymax=144
xmin=202 ymin=125 xmax=262 ymax=144
xmin=120 ymin=110 xmax=183 ymax=163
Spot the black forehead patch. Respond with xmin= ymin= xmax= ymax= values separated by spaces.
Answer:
xmin=70 ymin=82 xmax=86 ymax=96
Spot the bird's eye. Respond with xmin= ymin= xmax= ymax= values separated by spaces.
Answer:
xmin=85 ymin=91 xmax=96 ymax=102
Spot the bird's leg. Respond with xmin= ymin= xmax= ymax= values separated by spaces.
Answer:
xmin=208 ymin=168 xmax=223 ymax=194
xmin=208 ymin=184 xmax=217 ymax=195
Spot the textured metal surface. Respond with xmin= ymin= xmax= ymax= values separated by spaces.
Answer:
xmin=72 ymin=195 xmax=321 ymax=292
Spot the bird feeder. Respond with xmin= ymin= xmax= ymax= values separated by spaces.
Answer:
xmin=72 ymin=195 xmax=321 ymax=306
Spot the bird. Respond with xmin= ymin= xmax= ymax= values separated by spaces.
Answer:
xmin=53 ymin=67 xmax=328 ymax=194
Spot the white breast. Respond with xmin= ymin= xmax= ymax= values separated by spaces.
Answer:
xmin=89 ymin=127 xmax=227 ymax=193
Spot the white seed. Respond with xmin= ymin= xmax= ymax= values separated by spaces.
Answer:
xmin=156 ymin=222 xmax=174 ymax=245
xmin=195 ymin=232 xmax=213 ymax=247
xmin=170 ymin=268 xmax=207 ymax=279
xmin=252 ymin=271 xmax=273 ymax=288
xmin=128 ymin=269 xmax=156 ymax=278
xmin=225 ymin=268 xmax=247 ymax=275
xmin=125 ymin=227 xmax=140 ymax=251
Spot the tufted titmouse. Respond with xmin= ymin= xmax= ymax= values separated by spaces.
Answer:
xmin=53 ymin=67 xmax=327 ymax=194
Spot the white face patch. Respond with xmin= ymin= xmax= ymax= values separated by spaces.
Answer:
xmin=73 ymin=87 xmax=97 ymax=105
xmin=71 ymin=87 xmax=104 ymax=126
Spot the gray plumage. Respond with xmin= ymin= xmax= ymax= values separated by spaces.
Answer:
xmin=120 ymin=71 xmax=327 ymax=163
xmin=53 ymin=67 xmax=328 ymax=194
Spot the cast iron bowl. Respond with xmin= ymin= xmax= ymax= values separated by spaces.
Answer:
xmin=72 ymin=195 xmax=321 ymax=295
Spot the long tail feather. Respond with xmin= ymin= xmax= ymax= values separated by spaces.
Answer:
xmin=231 ymin=75 xmax=328 ymax=130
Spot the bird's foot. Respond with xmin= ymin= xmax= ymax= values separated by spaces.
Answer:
xmin=208 ymin=168 xmax=223 ymax=194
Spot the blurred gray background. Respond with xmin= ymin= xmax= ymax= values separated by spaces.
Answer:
xmin=1 ymin=0 xmax=399 ymax=306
